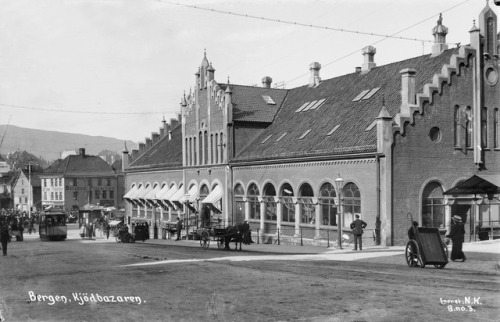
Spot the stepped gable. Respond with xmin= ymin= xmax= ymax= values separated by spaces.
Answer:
xmin=392 ymin=46 xmax=475 ymax=134
xmin=233 ymin=48 xmax=459 ymax=162
xmin=229 ymin=84 xmax=288 ymax=123
xmin=128 ymin=124 xmax=183 ymax=169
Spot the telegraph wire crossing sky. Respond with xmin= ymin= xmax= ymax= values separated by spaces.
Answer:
xmin=0 ymin=0 xmax=497 ymax=144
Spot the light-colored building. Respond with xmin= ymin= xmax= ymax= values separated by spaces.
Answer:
xmin=12 ymin=169 xmax=42 ymax=213
xmin=41 ymin=148 xmax=123 ymax=212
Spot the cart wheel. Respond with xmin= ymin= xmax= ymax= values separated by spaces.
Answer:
xmin=405 ymin=240 xmax=423 ymax=268
xmin=115 ymin=235 xmax=121 ymax=243
xmin=217 ymin=237 xmax=224 ymax=249
xmin=200 ymin=230 xmax=210 ymax=249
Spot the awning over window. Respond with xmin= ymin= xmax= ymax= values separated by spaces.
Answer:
xmin=201 ymin=185 xmax=223 ymax=213
xmin=154 ymin=185 xmax=171 ymax=200
xmin=144 ymin=185 xmax=161 ymax=206
xmin=170 ymin=187 xmax=186 ymax=209
xmin=159 ymin=186 xmax=180 ymax=208
xmin=444 ymin=174 xmax=500 ymax=199
xmin=179 ymin=185 xmax=199 ymax=212
xmin=123 ymin=185 xmax=138 ymax=201
xmin=136 ymin=185 xmax=153 ymax=202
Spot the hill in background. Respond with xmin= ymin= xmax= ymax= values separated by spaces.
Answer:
xmin=0 ymin=125 xmax=137 ymax=163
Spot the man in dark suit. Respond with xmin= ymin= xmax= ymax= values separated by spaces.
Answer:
xmin=350 ymin=214 xmax=367 ymax=251
xmin=175 ymin=217 xmax=183 ymax=241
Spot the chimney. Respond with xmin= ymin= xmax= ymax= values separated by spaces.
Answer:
xmin=168 ymin=130 xmax=172 ymax=140
xmin=308 ymin=62 xmax=321 ymax=87
xmin=170 ymin=118 xmax=179 ymax=130
xmin=131 ymin=149 xmax=139 ymax=161
xmin=431 ymin=13 xmax=449 ymax=57
xmin=361 ymin=46 xmax=376 ymax=72
xmin=138 ymin=142 xmax=146 ymax=155
xmin=160 ymin=128 xmax=165 ymax=137
xmin=122 ymin=142 xmax=129 ymax=171
xmin=355 ymin=67 xmax=361 ymax=73
xmin=79 ymin=148 xmax=85 ymax=156
xmin=145 ymin=137 xmax=152 ymax=150
xmin=262 ymin=76 xmax=273 ymax=88
xmin=152 ymin=132 xmax=159 ymax=145
xmin=400 ymin=68 xmax=417 ymax=107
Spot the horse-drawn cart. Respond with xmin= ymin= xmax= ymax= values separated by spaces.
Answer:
xmin=198 ymin=222 xmax=250 ymax=250
xmin=405 ymin=213 xmax=448 ymax=269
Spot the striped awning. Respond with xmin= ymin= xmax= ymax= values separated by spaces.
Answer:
xmin=144 ymin=185 xmax=161 ymax=206
xmin=169 ymin=187 xmax=186 ymax=208
xmin=201 ymin=185 xmax=223 ymax=213
xmin=154 ymin=185 xmax=170 ymax=200
xmin=145 ymin=185 xmax=161 ymax=201
xmin=137 ymin=185 xmax=153 ymax=202
xmin=159 ymin=186 xmax=180 ymax=208
xmin=179 ymin=185 xmax=199 ymax=212
xmin=123 ymin=185 xmax=138 ymax=201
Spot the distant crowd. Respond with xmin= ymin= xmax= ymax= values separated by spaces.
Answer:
xmin=0 ymin=208 xmax=40 ymax=233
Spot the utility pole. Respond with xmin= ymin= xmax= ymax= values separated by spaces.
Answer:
xmin=28 ymin=162 xmax=32 ymax=219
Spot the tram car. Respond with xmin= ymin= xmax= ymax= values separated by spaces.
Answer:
xmin=39 ymin=209 xmax=67 ymax=241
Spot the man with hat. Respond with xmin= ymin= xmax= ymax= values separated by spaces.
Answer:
xmin=446 ymin=215 xmax=466 ymax=262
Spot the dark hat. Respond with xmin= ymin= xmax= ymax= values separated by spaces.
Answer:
xmin=413 ymin=221 xmax=419 ymax=226
xmin=452 ymin=215 xmax=462 ymax=223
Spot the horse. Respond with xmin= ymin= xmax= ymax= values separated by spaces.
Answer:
xmin=223 ymin=221 xmax=250 ymax=251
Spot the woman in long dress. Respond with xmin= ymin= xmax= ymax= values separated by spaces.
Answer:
xmin=446 ymin=215 xmax=466 ymax=262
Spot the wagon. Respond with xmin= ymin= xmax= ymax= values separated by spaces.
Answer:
xmin=405 ymin=213 xmax=449 ymax=269
xmin=198 ymin=227 xmax=228 ymax=249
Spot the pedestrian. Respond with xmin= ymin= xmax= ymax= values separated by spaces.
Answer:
xmin=350 ymin=214 xmax=367 ymax=251
xmin=175 ymin=217 xmax=183 ymax=241
xmin=0 ymin=220 xmax=11 ymax=256
xmin=446 ymin=215 xmax=466 ymax=262
xmin=407 ymin=221 xmax=419 ymax=240
xmin=88 ymin=222 xmax=94 ymax=240
xmin=106 ymin=223 xmax=110 ymax=240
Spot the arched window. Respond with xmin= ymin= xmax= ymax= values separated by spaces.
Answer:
xmin=422 ymin=182 xmax=444 ymax=228
xmin=280 ymin=184 xmax=294 ymax=223
xmin=494 ymin=108 xmax=499 ymax=149
xmin=299 ymin=183 xmax=315 ymax=224
xmin=193 ymin=137 xmax=197 ymax=165
xmin=198 ymin=132 xmax=203 ymax=165
xmin=454 ymin=105 xmax=460 ymax=147
xmin=264 ymin=183 xmax=277 ymax=221
xmin=185 ymin=138 xmax=189 ymax=165
xmin=234 ymin=184 xmax=245 ymax=223
xmin=204 ymin=131 xmax=208 ymax=165
xmin=247 ymin=183 xmax=260 ymax=220
xmin=215 ymin=133 xmax=219 ymax=163
xmin=319 ymin=183 xmax=337 ymax=226
xmin=210 ymin=134 xmax=214 ymax=164
xmin=482 ymin=107 xmax=488 ymax=148
xmin=466 ymin=106 xmax=472 ymax=148
xmin=219 ymin=133 xmax=224 ymax=162
xmin=343 ymin=183 xmax=360 ymax=227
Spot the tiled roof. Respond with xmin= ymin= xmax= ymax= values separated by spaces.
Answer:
xmin=230 ymin=85 xmax=288 ymax=123
xmin=233 ymin=49 xmax=459 ymax=162
xmin=128 ymin=125 xmax=183 ymax=169
xmin=44 ymin=154 xmax=116 ymax=177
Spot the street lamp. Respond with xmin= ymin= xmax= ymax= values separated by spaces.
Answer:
xmin=335 ymin=174 xmax=344 ymax=249
xmin=184 ymin=194 xmax=190 ymax=239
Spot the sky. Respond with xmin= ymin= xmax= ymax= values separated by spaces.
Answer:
xmin=0 ymin=0 xmax=498 ymax=148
